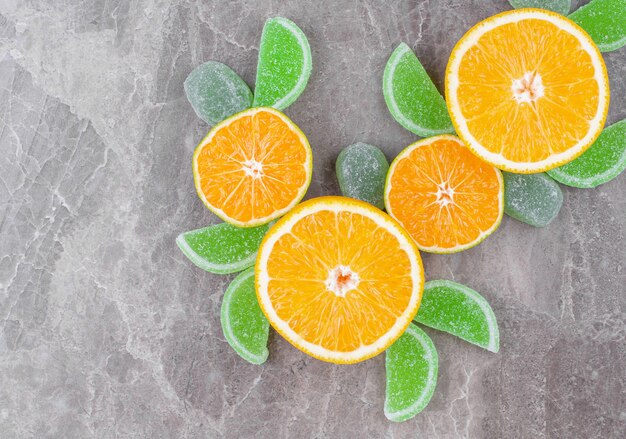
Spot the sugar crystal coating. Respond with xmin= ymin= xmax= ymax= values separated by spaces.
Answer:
xmin=383 ymin=43 xmax=454 ymax=137
xmin=508 ymin=0 xmax=571 ymax=15
xmin=569 ymin=0 xmax=626 ymax=52
xmin=548 ymin=119 xmax=626 ymax=188
xmin=221 ymin=268 xmax=270 ymax=364
xmin=503 ymin=172 xmax=563 ymax=227
xmin=336 ymin=143 xmax=389 ymax=209
xmin=253 ymin=17 xmax=312 ymax=110
xmin=385 ymin=324 xmax=438 ymax=422
xmin=415 ymin=280 xmax=499 ymax=353
xmin=184 ymin=61 xmax=253 ymax=125
xmin=176 ymin=222 xmax=271 ymax=274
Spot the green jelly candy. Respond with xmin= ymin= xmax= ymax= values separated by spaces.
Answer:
xmin=176 ymin=222 xmax=271 ymax=274
xmin=503 ymin=172 xmax=563 ymax=227
xmin=508 ymin=0 xmax=571 ymax=15
xmin=569 ymin=0 xmax=626 ymax=52
xmin=221 ymin=268 xmax=269 ymax=364
xmin=415 ymin=280 xmax=499 ymax=353
xmin=253 ymin=17 xmax=312 ymax=110
xmin=184 ymin=61 xmax=253 ymax=125
xmin=385 ymin=324 xmax=438 ymax=422
xmin=383 ymin=43 xmax=454 ymax=137
xmin=548 ymin=119 xmax=626 ymax=188
xmin=336 ymin=143 xmax=389 ymax=210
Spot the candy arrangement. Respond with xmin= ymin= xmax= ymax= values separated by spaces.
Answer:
xmin=178 ymin=1 xmax=626 ymax=423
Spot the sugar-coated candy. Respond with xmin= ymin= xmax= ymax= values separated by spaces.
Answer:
xmin=385 ymin=324 xmax=438 ymax=422
xmin=221 ymin=268 xmax=270 ymax=364
xmin=415 ymin=280 xmax=500 ymax=353
xmin=336 ymin=143 xmax=389 ymax=210
xmin=548 ymin=119 xmax=626 ymax=188
xmin=184 ymin=61 xmax=253 ymax=125
xmin=176 ymin=222 xmax=271 ymax=274
xmin=253 ymin=17 xmax=312 ymax=110
xmin=503 ymin=172 xmax=563 ymax=227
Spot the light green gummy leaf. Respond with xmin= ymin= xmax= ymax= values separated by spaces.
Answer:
xmin=548 ymin=119 xmax=626 ymax=188
xmin=569 ymin=0 xmax=626 ymax=52
xmin=383 ymin=43 xmax=454 ymax=137
xmin=336 ymin=143 xmax=389 ymax=210
xmin=508 ymin=0 xmax=571 ymax=15
xmin=221 ymin=268 xmax=269 ymax=365
xmin=176 ymin=222 xmax=271 ymax=275
xmin=253 ymin=17 xmax=312 ymax=110
xmin=385 ymin=324 xmax=438 ymax=422
xmin=415 ymin=280 xmax=500 ymax=353
xmin=184 ymin=61 xmax=253 ymax=125
xmin=503 ymin=172 xmax=563 ymax=227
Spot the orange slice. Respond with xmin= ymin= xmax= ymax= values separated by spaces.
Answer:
xmin=446 ymin=9 xmax=609 ymax=173
xmin=255 ymin=196 xmax=424 ymax=364
xmin=193 ymin=107 xmax=312 ymax=227
xmin=385 ymin=135 xmax=504 ymax=254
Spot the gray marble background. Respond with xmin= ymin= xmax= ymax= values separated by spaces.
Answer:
xmin=0 ymin=0 xmax=625 ymax=437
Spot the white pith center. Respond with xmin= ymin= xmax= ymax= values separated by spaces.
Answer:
xmin=435 ymin=181 xmax=455 ymax=207
xmin=242 ymin=159 xmax=264 ymax=179
xmin=325 ymin=265 xmax=360 ymax=298
xmin=512 ymin=71 xmax=544 ymax=103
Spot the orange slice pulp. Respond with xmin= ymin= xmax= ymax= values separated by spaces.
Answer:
xmin=255 ymin=196 xmax=424 ymax=364
xmin=445 ymin=9 xmax=609 ymax=173
xmin=193 ymin=107 xmax=312 ymax=227
xmin=385 ymin=135 xmax=504 ymax=253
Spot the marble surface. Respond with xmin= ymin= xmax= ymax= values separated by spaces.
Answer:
xmin=1 ymin=0 xmax=625 ymax=437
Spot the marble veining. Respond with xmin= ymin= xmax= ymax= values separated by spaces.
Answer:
xmin=0 ymin=1 xmax=624 ymax=437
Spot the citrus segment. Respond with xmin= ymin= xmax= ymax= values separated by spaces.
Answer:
xmin=193 ymin=107 xmax=312 ymax=227
xmin=253 ymin=17 xmax=312 ymax=110
xmin=503 ymin=172 xmax=563 ymax=227
xmin=415 ymin=280 xmax=500 ymax=353
xmin=548 ymin=119 xmax=626 ymax=188
xmin=446 ymin=9 xmax=609 ymax=173
xmin=569 ymin=0 xmax=626 ymax=52
xmin=176 ymin=222 xmax=272 ymax=274
xmin=385 ymin=135 xmax=504 ymax=253
xmin=221 ymin=268 xmax=270 ymax=364
xmin=255 ymin=196 xmax=424 ymax=364
xmin=383 ymin=43 xmax=454 ymax=137
xmin=508 ymin=0 xmax=571 ymax=15
xmin=184 ymin=61 xmax=253 ymax=126
xmin=336 ymin=143 xmax=389 ymax=210
xmin=384 ymin=324 xmax=438 ymax=422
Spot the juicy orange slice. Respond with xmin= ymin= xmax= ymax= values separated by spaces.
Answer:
xmin=385 ymin=135 xmax=504 ymax=253
xmin=193 ymin=107 xmax=312 ymax=227
xmin=255 ymin=196 xmax=424 ymax=364
xmin=446 ymin=9 xmax=609 ymax=173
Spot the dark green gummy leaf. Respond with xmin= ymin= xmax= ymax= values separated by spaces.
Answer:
xmin=336 ymin=143 xmax=389 ymax=209
xmin=184 ymin=61 xmax=253 ymax=125
xmin=503 ymin=172 xmax=563 ymax=227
